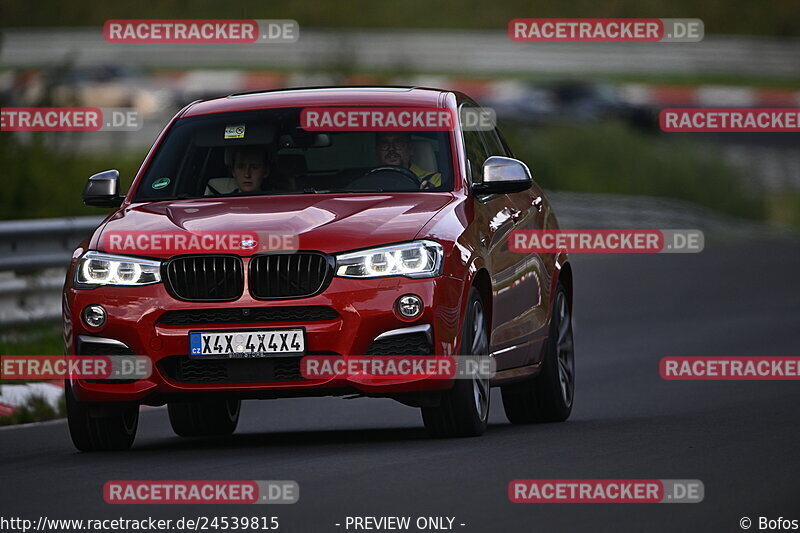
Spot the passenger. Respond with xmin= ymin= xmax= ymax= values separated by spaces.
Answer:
xmin=205 ymin=145 xmax=275 ymax=195
xmin=229 ymin=145 xmax=271 ymax=193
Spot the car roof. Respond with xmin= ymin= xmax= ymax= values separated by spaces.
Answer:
xmin=182 ymin=86 xmax=457 ymax=118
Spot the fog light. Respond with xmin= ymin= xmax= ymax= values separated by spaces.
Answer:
xmin=396 ymin=294 xmax=423 ymax=319
xmin=82 ymin=305 xmax=107 ymax=329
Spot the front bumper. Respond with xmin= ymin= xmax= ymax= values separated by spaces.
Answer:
xmin=65 ymin=274 xmax=465 ymax=403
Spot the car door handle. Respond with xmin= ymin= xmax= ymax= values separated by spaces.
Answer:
xmin=532 ymin=196 xmax=543 ymax=212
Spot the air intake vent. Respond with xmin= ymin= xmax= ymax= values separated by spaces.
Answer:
xmin=366 ymin=332 xmax=433 ymax=355
xmin=158 ymin=354 xmax=337 ymax=383
xmin=158 ymin=306 xmax=339 ymax=326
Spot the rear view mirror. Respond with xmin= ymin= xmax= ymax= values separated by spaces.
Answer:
xmin=83 ymin=170 xmax=124 ymax=208
xmin=472 ymin=156 xmax=533 ymax=195
xmin=279 ymin=132 xmax=331 ymax=148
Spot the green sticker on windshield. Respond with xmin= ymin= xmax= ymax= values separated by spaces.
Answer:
xmin=152 ymin=177 xmax=170 ymax=190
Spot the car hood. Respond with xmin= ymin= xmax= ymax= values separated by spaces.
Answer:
xmin=96 ymin=193 xmax=453 ymax=258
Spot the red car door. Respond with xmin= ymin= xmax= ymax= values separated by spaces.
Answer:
xmin=485 ymin=124 xmax=552 ymax=368
xmin=462 ymin=108 xmax=534 ymax=369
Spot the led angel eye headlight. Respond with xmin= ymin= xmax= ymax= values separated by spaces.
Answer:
xmin=75 ymin=251 xmax=161 ymax=287
xmin=335 ymin=240 xmax=443 ymax=279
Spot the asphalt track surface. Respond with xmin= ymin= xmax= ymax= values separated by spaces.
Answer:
xmin=2 ymin=235 xmax=799 ymax=533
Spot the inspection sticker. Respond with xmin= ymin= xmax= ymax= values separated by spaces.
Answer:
xmin=224 ymin=124 xmax=246 ymax=139
xmin=152 ymin=177 xmax=170 ymax=189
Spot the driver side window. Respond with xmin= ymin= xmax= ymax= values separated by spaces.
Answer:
xmin=482 ymin=127 xmax=508 ymax=157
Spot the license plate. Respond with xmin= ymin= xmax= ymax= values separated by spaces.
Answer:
xmin=189 ymin=329 xmax=305 ymax=358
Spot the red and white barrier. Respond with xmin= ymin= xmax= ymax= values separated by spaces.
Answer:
xmin=0 ymin=381 xmax=64 ymax=418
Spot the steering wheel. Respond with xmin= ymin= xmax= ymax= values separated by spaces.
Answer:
xmin=352 ymin=165 xmax=423 ymax=190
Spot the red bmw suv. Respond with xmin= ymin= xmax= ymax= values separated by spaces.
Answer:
xmin=63 ymin=87 xmax=575 ymax=451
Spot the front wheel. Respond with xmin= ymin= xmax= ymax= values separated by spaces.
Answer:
xmin=167 ymin=399 xmax=241 ymax=437
xmin=421 ymin=286 xmax=490 ymax=438
xmin=502 ymin=282 xmax=574 ymax=423
xmin=66 ymin=382 xmax=139 ymax=452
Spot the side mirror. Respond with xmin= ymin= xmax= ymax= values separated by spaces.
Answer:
xmin=472 ymin=156 xmax=532 ymax=195
xmin=83 ymin=170 xmax=124 ymax=208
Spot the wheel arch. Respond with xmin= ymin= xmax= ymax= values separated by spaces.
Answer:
xmin=558 ymin=259 xmax=573 ymax=311
xmin=456 ymin=251 xmax=493 ymax=355
xmin=471 ymin=267 xmax=493 ymax=332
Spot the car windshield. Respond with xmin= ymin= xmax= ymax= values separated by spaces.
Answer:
xmin=133 ymin=107 xmax=454 ymax=201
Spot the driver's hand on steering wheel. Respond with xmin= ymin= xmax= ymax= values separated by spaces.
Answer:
xmin=419 ymin=179 xmax=432 ymax=190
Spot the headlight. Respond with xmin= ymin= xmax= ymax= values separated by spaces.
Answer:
xmin=335 ymin=240 xmax=443 ymax=278
xmin=75 ymin=251 xmax=161 ymax=287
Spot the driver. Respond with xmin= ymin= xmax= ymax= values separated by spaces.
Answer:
xmin=375 ymin=132 xmax=442 ymax=189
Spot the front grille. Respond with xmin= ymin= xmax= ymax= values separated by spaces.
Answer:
xmin=366 ymin=333 xmax=432 ymax=355
xmin=164 ymin=256 xmax=244 ymax=301
xmin=158 ymin=306 xmax=339 ymax=326
xmin=158 ymin=354 xmax=335 ymax=384
xmin=249 ymin=253 xmax=333 ymax=299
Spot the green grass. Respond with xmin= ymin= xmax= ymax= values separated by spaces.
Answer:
xmin=0 ymin=134 xmax=145 ymax=220
xmin=584 ymin=73 xmax=800 ymax=90
xmin=0 ymin=323 xmax=64 ymax=356
xmin=764 ymin=192 xmax=800 ymax=226
xmin=501 ymin=120 xmax=766 ymax=221
xmin=0 ymin=324 xmax=64 ymax=385
xmin=2 ymin=0 xmax=799 ymax=36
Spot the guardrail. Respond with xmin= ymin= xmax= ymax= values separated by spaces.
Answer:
xmin=0 ymin=216 xmax=102 ymax=326
xmin=0 ymin=216 xmax=103 ymax=272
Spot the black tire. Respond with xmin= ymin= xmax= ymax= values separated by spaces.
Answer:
xmin=502 ymin=282 xmax=574 ymax=423
xmin=66 ymin=382 xmax=139 ymax=452
xmin=167 ymin=399 xmax=241 ymax=437
xmin=421 ymin=286 xmax=490 ymax=438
